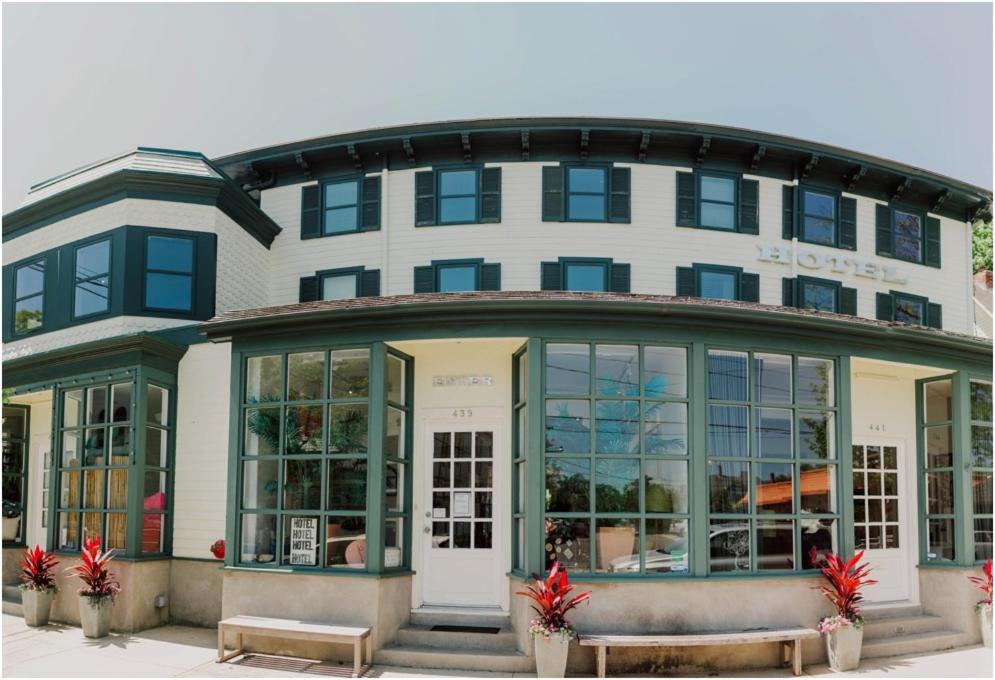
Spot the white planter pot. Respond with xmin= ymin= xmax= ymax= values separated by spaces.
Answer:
xmin=825 ymin=624 xmax=863 ymax=672
xmin=78 ymin=597 xmax=113 ymax=638
xmin=22 ymin=589 xmax=55 ymax=627
xmin=980 ymin=607 xmax=993 ymax=648
xmin=2 ymin=516 xmax=20 ymax=541
xmin=534 ymin=634 xmax=570 ymax=678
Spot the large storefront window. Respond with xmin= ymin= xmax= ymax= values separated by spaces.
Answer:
xmin=971 ymin=380 xmax=993 ymax=562
xmin=921 ymin=377 xmax=955 ymax=562
xmin=543 ymin=342 xmax=690 ymax=575
xmin=54 ymin=375 xmax=172 ymax=555
xmin=239 ymin=348 xmax=370 ymax=569
xmin=706 ymin=351 xmax=838 ymax=573
xmin=3 ymin=405 xmax=29 ymax=544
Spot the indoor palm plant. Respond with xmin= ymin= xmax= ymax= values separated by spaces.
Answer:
xmin=968 ymin=559 xmax=992 ymax=647
xmin=516 ymin=562 xmax=591 ymax=678
xmin=66 ymin=535 xmax=121 ymax=638
xmin=810 ymin=547 xmax=876 ymax=671
xmin=18 ymin=545 xmax=58 ymax=626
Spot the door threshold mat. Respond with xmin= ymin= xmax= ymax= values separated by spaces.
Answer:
xmin=430 ymin=624 xmax=501 ymax=634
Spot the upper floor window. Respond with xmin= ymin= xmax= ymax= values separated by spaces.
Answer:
xmin=13 ymin=259 xmax=45 ymax=335
xmin=894 ymin=293 xmax=926 ymax=325
xmin=876 ymin=205 xmax=941 ymax=268
xmin=800 ymin=190 xmax=836 ymax=246
xmin=415 ymin=168 xmax=501 ymax=227
xmin=144 ymin=235 xmax=194 ymax=312
xmin=675 ymin=264 xmax=760 ymax=303
xmin=540 ymin=258 xmax=631 ymax=293
xmin=413 ymin=259 xmax=501 ymax=293
xmin=73 ymin=239 xmax=111 ymax=319
xmin=782 ymin=276 xmax=856 ymax=315
xmin=782 ymin=186 xmax=856 ymax=250
xmin=300 ymin=267 xmax=381 ymax=303
xmin=542 ymin=165 xmax=630 ymax=223
xmin=876 ymin=290 xmax=941 ymax=329
xmin=676 ymin=171 xmax=758 ymax=234
xmin=322 ymin=273 xmax=357 ymax=300
xmin=299 ymin=176 xmax=381 ymax=239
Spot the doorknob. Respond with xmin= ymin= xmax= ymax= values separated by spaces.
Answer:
xmin=425 ymin=511 xmax=431 ymax=518
xmin=423 ymin=526 xmax=431 ymax=534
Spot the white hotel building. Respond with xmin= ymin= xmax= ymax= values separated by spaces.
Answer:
xmin=2 ymin=118 xmax=992 ymax=674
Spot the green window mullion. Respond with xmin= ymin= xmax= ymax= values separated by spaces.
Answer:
xmin=365 ymin=342 xmax=386 ymax=574
xmin=837 ymin=356 xmax=855 ymax=557
xmin=952 ymin=372 xmax=972 ymax=566
xmin=526 ymin=338 xmax=545 ymax=576
xmin=690 ymin=341 xmax=709 ymax=577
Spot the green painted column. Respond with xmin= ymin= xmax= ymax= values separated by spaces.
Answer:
xmin=838 ymin=356 xmax=855 ymax=558
xmin=365 ymin=342 xmax=387 ymax=574
xmin=689 ymin=341 xmax=709 ymax=577
xmin=126 ymin=368 xmax=148 ymax=558
xmin=224 ymin=351 xmax=243 ymax=568
xmin=525 ymin=337 xmax=545 ymax=576
xmin=952 ymin=371 xmax=972 ymax=566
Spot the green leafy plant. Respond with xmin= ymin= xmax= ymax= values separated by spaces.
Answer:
xmin=973 ymin=220 xmax=992 ymax=274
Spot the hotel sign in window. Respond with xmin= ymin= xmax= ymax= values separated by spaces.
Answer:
xmin=971 ymin=380 xmax=993 ymax=562
xmin=239 ymin=349 xmax=371 ymax=569
xmin=706 ymin=351 xmax=838 ymax=573
xmin=13 ymin=259 xmax=45 ymax=335
xmin=921 ymin=377 xmax=955 ymax=561
xmin=543 ymin=342 xmax=690 ymax=575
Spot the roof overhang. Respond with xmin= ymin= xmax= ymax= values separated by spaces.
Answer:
xmin=213 ymin=117 xmax=992 ymax=223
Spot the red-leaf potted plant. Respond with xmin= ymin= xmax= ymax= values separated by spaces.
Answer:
xmin=810 ymin=547 xmax=876 ymax=671
xmin=18 ymin=545 xmax=59 ymax=627
xmin=66 ymin=535 xmax=121 ymax=638
xmin=515 ymin=562 xmax=591 ymax=678
xmin=210 ymin=539 xmax=226 ymax=560
xmin=968 ymin=559 xmax=992 ymax=647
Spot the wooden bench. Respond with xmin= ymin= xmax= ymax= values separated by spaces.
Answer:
xmin=217 ymin=615 xmax=372 ymax=677
xmin=579 ymin=627 xmax=820 ymax=678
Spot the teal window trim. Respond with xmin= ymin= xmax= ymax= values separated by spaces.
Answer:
xmin=2 ymin=403 xmax=30 ymax=547
xmin=234 ymin=345 xmax=376 ymax=573
xmin=559 ymin=257 xmax=612 ymax=292
xmin=141 ymin=233 xmax=196 ymax=315
xmin=796 ymin=275 xmax=842 ymax=313
xmin=318 ymin=266 xmax=364 ymax=301
xmin=511 ymin=342 xmax=529 ymax=573
xmin=382 ymin=346 xmax=414 ymax=571
xmin=541 ymin=339 xmax=693 ymax=577
xmin=704 ymin=348 xmax=841 ymax=575
xmin=433 ymin=258 xmax=484 ymax=292
xmin=695 ymin=169 xmax=740 ymax=232
xmin=10 ymin=256 xmax=47 ymax=337
xmin=797 ymin=186 xmax=841 ymax=248
xmin=436 ymin=166 xmax=481 ymax=226
xmin=71 ymin=236 xmax=113 ymax=321
xmin=916 ymin=373 xmax=959 ymax=564
xmin=693 ymin=263 xmax=742 ymax=301
xmin=968 ymin=378 xmax=992 ymax=564
xmin=320 ymin=176 xmax=362 ymax=236
xmin=564 ymin=163 xmax=609 ymax=223
xmin=891 ymin=290 xmax=931 ymax=326
xmin=889 ymin=205 xmax=927 ymax=265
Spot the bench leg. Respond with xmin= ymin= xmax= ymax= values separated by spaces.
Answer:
xmin=596 ymin=645 xmax=607 ymax=679
xmin=216 ymin=629 xmax=244 ymax=664
xmin=353 ymin=638 xmax=361 ymax=677
xmin=217 ymin=626 xmax=224 ymax=662
xmin=365 ymin=634 xmax=372 ymax=674
xmin=781 ymin=640 xmax=791 ymax=667
xmin=792 ymin=638 xmax=802 ymax=676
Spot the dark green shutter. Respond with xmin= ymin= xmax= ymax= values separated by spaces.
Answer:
xmin=540 ymin=262 xmax=562 ymax=290
xmin=359 ymin=270 xmax=380 ymax=297
xmin=927 ymin=303 xmax=943 ymax=329
xmin=738 ymin=179 xmax=759 ymax=234
xmin=360 ymin=176 xmax=381 ymax=231
xmin=609 ymin=167 xmax=631 ymax=223
xmin=609 ymin=263 xmax=631 ymax=293
xmin=839 ymin=197 xmax=857 ymax=250
xmin=876 ymin=292 xmax=894 ymax=321
xmin=676 ymin=267 xmax=696 ymax=296
xmin=299 ymin=276 xmax=319 ymax=302
xmin=739 ymin=272 xmax=760 ymax=302
xmin=782 ymin=278 xmax=797 ymax=307
xmin=840 ymin=287 xmax=857 ymax=315
xmin=480 ymin=263 xmax=501 ymax=291
xmin=876 ymin=204 xmax=893 ymax=256
xmin=676 ymin=172 xmax=696 ymax=227
xmin=301 ymin=185 xmax=321 ymax=238
xmin=924 ymin=217 xmax=941 ymax=267
xmin=413 ymin=265 xmax=435 ymax=293
xmin=415 ymin=171 xmax=436 ymax=226
xmin=480 ymin=168 xmax=502 ymax=223
xmin=542 ymin=166 xmax=564 ymax=222
xmin=782 ymin=185 xmax=796 ymax=239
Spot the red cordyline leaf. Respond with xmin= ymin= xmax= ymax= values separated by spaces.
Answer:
xmin=967 ymin=559 xmax=993 ymax=602
xmin=515 ymin=562 xmax=591 ymax=630
xmin=66 ymin=535 xmax=121 ymax=600
xmin=809 ymin=546 xmax=877 ymax=621
xmin=20 ymin=545 xmax=58 ymax=591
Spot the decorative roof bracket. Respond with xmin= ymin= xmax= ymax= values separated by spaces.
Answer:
xmin=930 ymin=189 xmax=950 ymax=214
xmin=520 ymin=131 xmax=530 ymax=161
xmin=294 ymin=152 xmax=312 ymax=180
xmin=800 ymin=154 xmax=820 ymax=181
xmin=580 ymin=129 xmax=590 ymax=160
xmin=890 ymin=177 xmax=911 ymax=202
xmin=749 ymin=144 xmax=766 ymax=172
xmin=402 ymin=138 xmax=416 ymax=166
xmin=696 ymin=136 xmax=711 ymax=166
xmin=461 ymin=133 xmax=472 ymax=162
xmin=845 ymin=165 xmax=866 ymax=191
xmin=638 ymin=131 xmax=651 ymax=162
xmin=346 ymin=145 xmax=363 ymax=171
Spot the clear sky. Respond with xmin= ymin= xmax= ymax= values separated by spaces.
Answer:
xmin=2 ymin=2 xmax=991 ymax=211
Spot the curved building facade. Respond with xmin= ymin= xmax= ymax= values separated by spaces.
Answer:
xmin=2 ymin=119 xmax=992 ymax=673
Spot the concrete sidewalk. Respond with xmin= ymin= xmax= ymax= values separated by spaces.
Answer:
xmin=2 ymin=614 xmax=991 ymax=678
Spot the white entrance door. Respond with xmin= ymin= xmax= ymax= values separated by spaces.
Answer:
xmin=421 ymin=426 xmax=502 ymax=607
xmin=852 ymin=441 xmax=915 ymax=603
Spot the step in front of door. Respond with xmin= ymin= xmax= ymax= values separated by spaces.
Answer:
xmin=376 ymin=645 xmax=534 ymax=673
xmin=860 ymin=629 xmax=976 ymax=659
xmin=396 ymin=624 xmax=519 ymax=652
xmin=410 ymin=606 xmax=510 ymax=628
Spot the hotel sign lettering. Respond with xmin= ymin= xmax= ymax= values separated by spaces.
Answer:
xmin=432 ymin=375 xmax=494 ymax=387
xmin=756 ymin=244 xmax=907 ymax=285
xmin=288 ymin=517 xmax=318 ymax=566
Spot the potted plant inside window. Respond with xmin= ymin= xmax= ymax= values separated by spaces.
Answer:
xmin=968 ymin=559 xmax=992 ymax=647
xmin=810 ymin=547 xmax=876 ymax=671
xmin=516 ymin=562 xmax=590 ymax=678
xmin=18 ymin=545 xmax=58 ymax=626
xmin=66 ymin=536 xmax=120 ymax=638
xmin=2 ymin=500 xmax=21 ymax=541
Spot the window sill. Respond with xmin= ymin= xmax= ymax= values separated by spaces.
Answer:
xmin=676 ymin=223 xmax=748 ymax=234
xmin=302 ymin=229 xmax=378 ymax=240
xmin=224 ymin=565 xmax=415 ymax=579
xmin=416 ymin=220 xmax=498 ymax=228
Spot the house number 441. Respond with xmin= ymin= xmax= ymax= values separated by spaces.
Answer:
xmin=868 ymin=424 xmax=887 ymax=432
